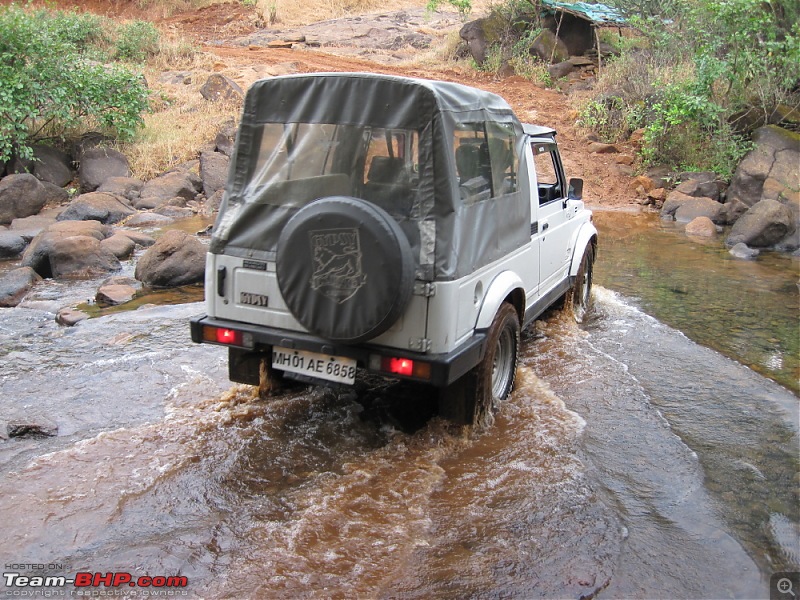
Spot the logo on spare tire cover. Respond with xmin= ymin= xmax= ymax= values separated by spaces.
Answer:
xmin=309 ymin=228 xmax=367 ymax=303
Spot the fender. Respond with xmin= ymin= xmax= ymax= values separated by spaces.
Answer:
xmin=475 ymin=271 xmax=524 ymax=330
xmin=569 ymin=221 xmax=598 ymax=276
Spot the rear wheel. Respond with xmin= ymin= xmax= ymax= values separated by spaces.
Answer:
xmin=439 ymin=303 xmax=520 ymax=429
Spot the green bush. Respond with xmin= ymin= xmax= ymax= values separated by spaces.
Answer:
xmin=0 ymin=5 xmax=150 ymax=162
xmin=115 ymin=20 xmax=160 ymax=63
xmin=580 ymin=0 xmax=800 ymax=175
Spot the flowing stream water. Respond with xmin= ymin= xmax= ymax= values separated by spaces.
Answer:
xmin=0 ymin=210 xmax=797 ymax=598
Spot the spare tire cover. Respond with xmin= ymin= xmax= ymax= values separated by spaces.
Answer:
xmin=276 ymin=196 xmax=415 ymax=343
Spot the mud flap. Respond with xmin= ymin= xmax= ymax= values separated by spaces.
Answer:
xmin=438 ymin=370 xmax=479 ymax=425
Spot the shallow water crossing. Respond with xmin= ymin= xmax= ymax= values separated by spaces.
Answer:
xmin=0 ymin=212 xmax=797 ymax=598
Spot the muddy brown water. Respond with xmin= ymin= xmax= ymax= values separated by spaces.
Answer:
xmin=0 ymin=211 xmax=797 ymax=598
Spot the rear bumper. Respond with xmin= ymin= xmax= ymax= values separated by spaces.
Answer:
xmin=190 ymin=315 xmax=486 ymax=387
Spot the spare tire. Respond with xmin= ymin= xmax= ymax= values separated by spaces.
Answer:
xmin=276 ymin=196 xmax=415 ymax=343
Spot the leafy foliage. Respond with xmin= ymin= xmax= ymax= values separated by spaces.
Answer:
xmin=580 ymin=0 xmax=799 ymax=175
xmin=115 ymin=20 xmax=161 ymax=62
xmin=0 ymin=5 xmax=150 ymax=162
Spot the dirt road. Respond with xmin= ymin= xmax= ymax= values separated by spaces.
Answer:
xmin=23 ymin=0 xmax=636 ymax=206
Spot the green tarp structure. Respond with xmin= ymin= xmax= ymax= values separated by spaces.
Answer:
xmin=540 ymin=0 xmax=627 ymax=26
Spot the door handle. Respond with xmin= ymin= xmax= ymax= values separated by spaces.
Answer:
xmin=542 ymin=222 xmax=550 ymax=231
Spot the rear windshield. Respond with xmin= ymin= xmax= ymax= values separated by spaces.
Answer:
xmin=242 ymin=122 xmax=420 ymax=212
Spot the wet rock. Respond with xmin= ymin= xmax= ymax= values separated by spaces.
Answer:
xmin=726 ymin=198 xmax=795 ymax=248
xmin=125 ymin=212 xmax=175 ymax=228
xmin=7 ymin=418 xmax=58 ymax=438
xmin=22 ymin=221 xmax=114 ymax=278
xmin=134 ymin=230 xmax=206 ymax=287
xmin=97 ymin=177 xmax=144 ymax=202
xmin=155 ymin=205 xmax=194 ymax=219
xmin=0 ymin=231 xmax=27 ymax=258
xmin=685 ymin=216 xmax=717 ymax=237
xmin=136 ymin=171 xmax=202 ymax=210
xmin=100 ymin=233 xmax=137 ymax=259
xmin=56 ymin=307 xmax=89 ymax=326
xmin=200 ymin=74 xmax=244 ymax=103
xmin=729 ymin=242 xmax=760 ymax=260
xmin=57 ymin=192 xmax=136 ymax=225
xmin=78 ymin=147 xmax=131 ymax=193
xmin=674 ymin=197 xmax=723 ymax=224
xmin=0 ymin=173 xmax=49 ymax=225
xmin=200 ymin=151 xmax=230 ymax=198
xmin=115 ymin=230 xmax=156 ymax=247
xmin=0 ymin=267 xmax=41 ymax=307
xmin=96 ymin=283 xmax=137 ymax=306
xmin=48 ymin=236 xmax=121 ymax=279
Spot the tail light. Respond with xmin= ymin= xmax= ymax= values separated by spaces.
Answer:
xmin=376 ymin=356 xmax=431 ymax=381
xmin=202 ymin=325 xmax=246 ymax=346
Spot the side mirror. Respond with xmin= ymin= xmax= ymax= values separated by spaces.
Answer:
xmin=568 ymin=178 xmax=583 ymax=200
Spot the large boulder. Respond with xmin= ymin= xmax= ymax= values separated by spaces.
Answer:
xmin=660 ymin=191 xmax=695 ymax=219
xmin=727 ymin=126 xmax=800 ymax=209
xmin=22 ymin=220 xmax=112 ymax=278
xmin=0 ymin=174 xmax=49 ymax=225
xmin=48 ymin=235 xmax=121 ymax=279
xmin=0 ymin=267 xmax=42 ymax=307
xmin=459 ymin=19 xmax=490 ymax=65
xmin=199 ymin=151 xmax=229 ymax=198
xmin=531 ymin=29 xmax=569 ymax=64
xmin=78 ymin=147 xmax=131 ymax=193
xmin=57 ymin=192 xmax=136 ymax=224
xmin=135 ymin=171 xmax=202 ymax=210
xmin=26 ymin=145 xmax=74 ymax=187
xmin=134 ymin=230 xmax=206 ymax=287
xmin=726 ymin=199 xmax=795 ymax=248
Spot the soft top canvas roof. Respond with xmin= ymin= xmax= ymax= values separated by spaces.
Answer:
xmin=240 ymin=72 xmax=519 ymax=127
xmin=212 ymin=72 xmax=531 ymax=282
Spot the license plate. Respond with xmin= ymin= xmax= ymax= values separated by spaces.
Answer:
xmin=272 ymin=347 xmax=357 ymax=385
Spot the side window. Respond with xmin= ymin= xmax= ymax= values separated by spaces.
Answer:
xmin=363 ymin=129 xmax=419 ymax=187
xmin=486 ymin=122 xmax=518 ymax=196
xmin=532 ymin=143 xmax=562 ymax=204
xmin=454 ymin=122 xmax=518 ymax=203
xmin=454 ymin=123 xmax=491 ymax=204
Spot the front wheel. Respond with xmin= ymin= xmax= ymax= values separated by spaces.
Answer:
xmin=439 ymin=302 xmax=520 ymax=429
xmin=569 ymin=244 xmax=595 ymax=323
